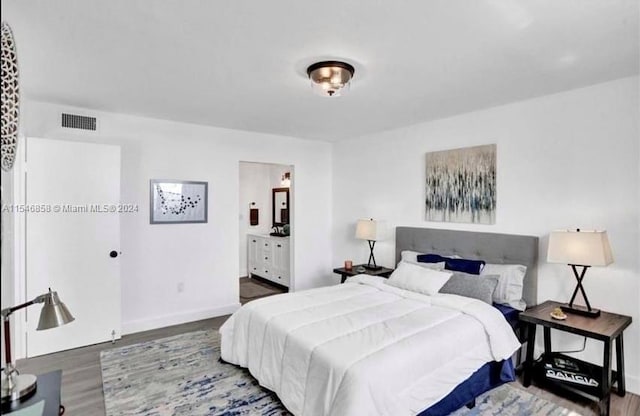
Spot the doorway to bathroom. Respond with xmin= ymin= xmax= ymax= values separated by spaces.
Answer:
xmin=238 ymin=161 xmax=293 ymax=304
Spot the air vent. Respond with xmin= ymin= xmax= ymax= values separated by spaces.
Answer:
xmin=61 ymin=113 xmax=97 ymax=131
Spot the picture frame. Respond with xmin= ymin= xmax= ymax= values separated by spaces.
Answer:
xmin=150 ymin=179 xmax=208 ymax=224
xmin=425 ymin=144 xmax=496 ymax=224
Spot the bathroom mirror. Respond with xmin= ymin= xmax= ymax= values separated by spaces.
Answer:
xmin=272 ymin=187 xmax=289 ymax=226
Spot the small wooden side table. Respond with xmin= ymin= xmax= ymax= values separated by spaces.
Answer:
xmin=333 ymin=265 xmax=394 ymax=283
xmin=519 ymin=300 xmax=631 ymax=416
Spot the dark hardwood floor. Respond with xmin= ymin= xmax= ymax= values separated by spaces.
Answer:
xmin=14 ymin=285 xmax=640 ymax=416
xmin=239 ymin=276 xmax=287 ymax=304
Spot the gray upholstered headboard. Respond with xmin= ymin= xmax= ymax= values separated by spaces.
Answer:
xmin=395 ymin=227 xmax=539 ymax=307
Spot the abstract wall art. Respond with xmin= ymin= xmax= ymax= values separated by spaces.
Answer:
xmin=425 ymin=144 xmax=496 ymax=224
xmin=150 ymin=180 xmax=208 ymax=224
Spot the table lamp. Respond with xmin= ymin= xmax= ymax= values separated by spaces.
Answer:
xmin=1 ymin=289 xmax=75 ymax=403
xmin=355 ymin=218 xmax=382 ymax=270
xmin=547 ymin=229 xmax=613 ymax=318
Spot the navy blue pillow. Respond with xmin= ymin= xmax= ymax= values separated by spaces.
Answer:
xmin=417 ymin=254 xmax=485 ymax=275
xmin=416 ymin=254 xmax=446 ymax=263
xmin=443 ymin=258 xmax=486 ymax=275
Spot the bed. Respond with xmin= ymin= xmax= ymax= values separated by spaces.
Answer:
xmin=395 ymin=227 xmax=538 ymax=415
xmin=220 ymin=227 xmax=538 ymax=416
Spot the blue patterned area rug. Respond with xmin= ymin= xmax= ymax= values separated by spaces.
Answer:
xmin=100 ymin=330 xmax=579 ymax=416
xmin=450 ymin=385 xmax=581 ymax=416
xmin=101 ymin=330 xmax=289 ymax=415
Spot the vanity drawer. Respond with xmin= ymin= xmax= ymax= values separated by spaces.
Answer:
xmin=247 ymin=234 xmax=289 ymax=288
xmin=273 ymin=273 xmax=289 ymax=285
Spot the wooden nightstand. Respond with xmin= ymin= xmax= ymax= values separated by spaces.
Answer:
xmin=333 ymin=265 xmax=394 ymax=283
xmin=519 ymin=300 xmax=631 ymax=416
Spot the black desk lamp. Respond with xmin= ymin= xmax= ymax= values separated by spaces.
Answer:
xmin=1 ymin=289 xmax=74 ymax=403
xmin=547 ymin=229 xmax=613 ymax=318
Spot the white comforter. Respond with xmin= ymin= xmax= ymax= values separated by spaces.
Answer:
xmin=220 ymin=275 xmax=520 ymax=416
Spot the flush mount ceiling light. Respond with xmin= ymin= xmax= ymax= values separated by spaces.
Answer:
xmin=306 ymin=61 xmax=355 ymax=97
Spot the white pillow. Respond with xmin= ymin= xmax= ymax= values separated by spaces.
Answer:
xmin=481 ymin=263 xmax=527 ymax=310
xmin=400 ymin=250 xmax=423 ymax=263
xmin=387 ymin=261 xmax=452 ymax=296
xmin=397 ymin=259 xmax=446 ymax=271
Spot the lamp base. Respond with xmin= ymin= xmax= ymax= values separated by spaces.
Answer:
xmin=1 ymin=373 xmax=37 ymax=404
xmin=560 ymin=304 xmax=601 ymax=318
xmin=363 ymin=264 xmax=382 ymax=271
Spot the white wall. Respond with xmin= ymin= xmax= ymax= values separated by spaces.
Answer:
xmin=332 ymin=76 xmax=640 ymax=393
xmin=21 ymin=100 xmax=332 ymax=339
xmin=1 ymin=169 xmax=15 ymax=365
xmin=238 ymin=162 xmax=291 ymax=277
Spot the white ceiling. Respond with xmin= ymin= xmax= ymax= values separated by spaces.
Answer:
xmin=2 ymin=0 xmax=638 ymax=141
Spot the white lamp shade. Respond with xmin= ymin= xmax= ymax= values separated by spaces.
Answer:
xmin=547 ymin=229 xmax=613 ymax=266
xmin=355 ymin=219 xmax=379 ymax=241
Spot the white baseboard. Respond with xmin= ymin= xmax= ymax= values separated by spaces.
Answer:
xmin=626 ymin=374 xmax=640 ymax=396
xmin=122 ymin=303 xmax=241 ymax=335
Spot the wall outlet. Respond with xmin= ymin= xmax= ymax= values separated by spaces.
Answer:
xmin=177 ymin=282 xmax=185 ymax=293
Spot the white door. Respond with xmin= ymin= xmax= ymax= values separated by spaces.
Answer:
xmin=25 ymin=137 xmax=121 ymax=357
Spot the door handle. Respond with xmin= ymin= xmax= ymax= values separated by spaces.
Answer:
xmin=109 ymin=250 xmax=119 ymax=258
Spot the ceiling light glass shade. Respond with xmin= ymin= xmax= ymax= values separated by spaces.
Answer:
xmin=547 ymin=229 xmax=613 ymax=266
xmin=36 ymin=290 xmax=75 ymax=330
xmin=307 ymin=61 xmax=355 ymax=97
